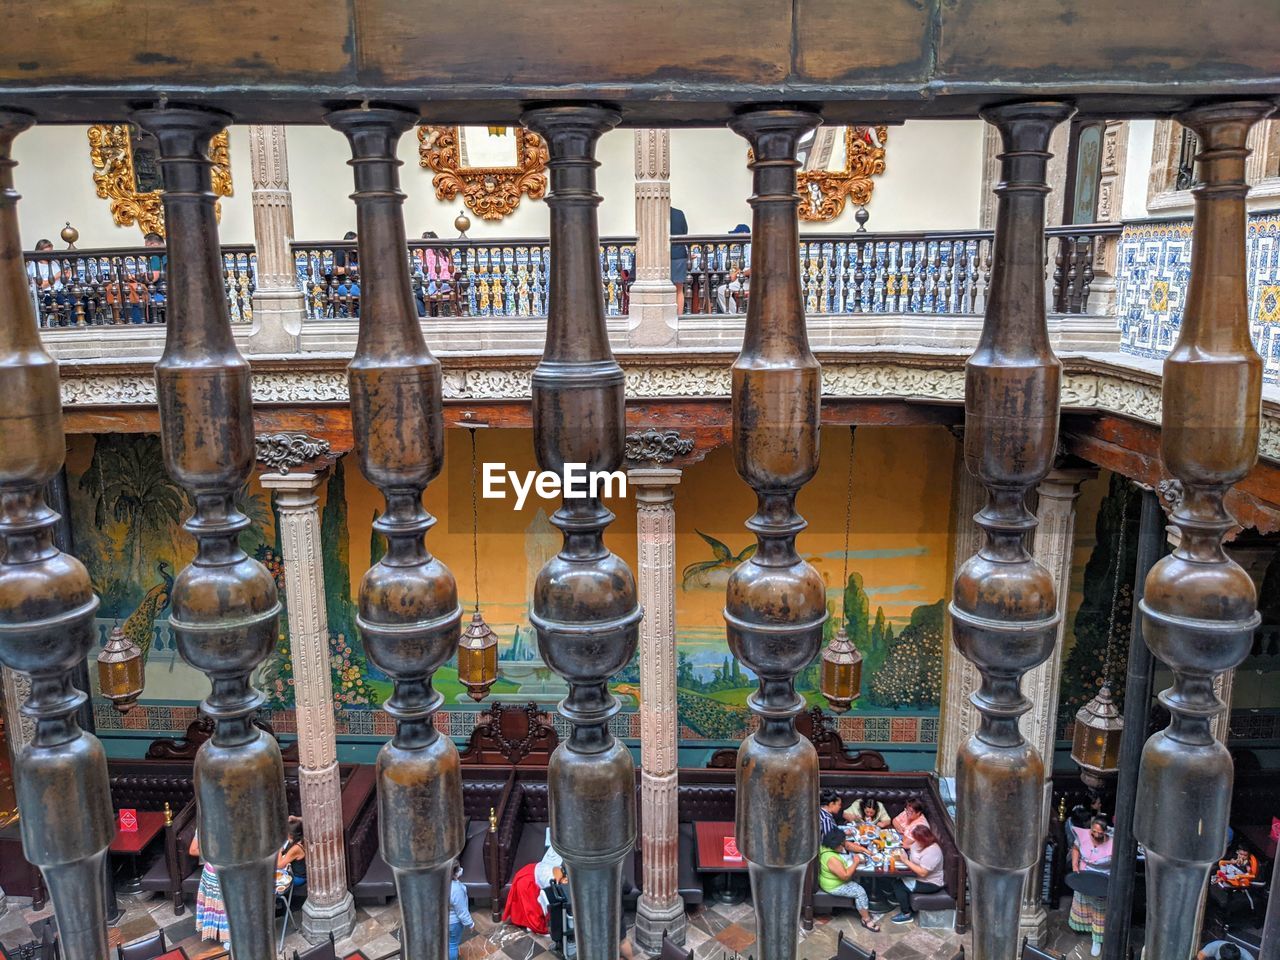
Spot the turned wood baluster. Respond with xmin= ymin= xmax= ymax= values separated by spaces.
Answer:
xmin=1135 ymin=100 xmax=1274 ymax=960
xmin=326 ymin=106 xmax=464 ymax=960
xmin=725 ymin=107 xmax=826 ymax=960
xmin=520 ymin=104 xmax=641 ymax=960
xmin=132 ymin=105 xmax=286 ymax=960
xmin=0 ymin=109 xmax=111 ymax=960
xmin=949 ymin=101 xmax=1073 ymax=960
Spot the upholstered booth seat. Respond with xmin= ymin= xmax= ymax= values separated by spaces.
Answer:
xmin=676 ymin=822 xmax=704 ymax=906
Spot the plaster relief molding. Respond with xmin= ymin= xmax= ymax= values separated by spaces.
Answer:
xmin=52 ymin=355 xmax=1280 ymax=465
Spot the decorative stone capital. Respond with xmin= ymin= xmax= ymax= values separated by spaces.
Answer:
xmin=255 ymin=433 xmax=332 ymax=475
xmin=625 ymin=431 xmax=694 ymax=467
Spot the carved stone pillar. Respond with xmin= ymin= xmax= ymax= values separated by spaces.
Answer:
xmin=259 ymin=467 xmax=356 ymax=943
xmin=1 ymin=667 xmax=31 ymax=751
xmin=937 ymin=449 xmax=985 ymax=779
xmin=1020 ymin=464 xmax=1097 ymax=945
xmin=628 ymin=129 xmax=677 ymax=348
xmin=247 ymin=124 xmax=305 ymax=354
xmin=1090 ymin=120 xmax=1129 ymax=316
xmin=629 ymin=467 xmax=686 ymax=952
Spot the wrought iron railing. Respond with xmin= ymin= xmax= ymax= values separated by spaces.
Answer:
xmin=23 ymin=245 xmax=257 ymax=328
xmin=681 ymin=223 xmax=1120 ymax=316
xmin=291 ymin=237 xmax=637 ymax=320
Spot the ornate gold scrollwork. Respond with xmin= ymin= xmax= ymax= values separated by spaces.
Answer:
xmin=797 ymin=125 xmax=888 ymax=222
xmin=88 ymin=123 xmax=232 ymax=237
xmin=418 ymin=125 xmax=549 ymax=221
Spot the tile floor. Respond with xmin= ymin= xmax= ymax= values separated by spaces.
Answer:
xmin=0 ymin=889 xmax=1131 ymax=960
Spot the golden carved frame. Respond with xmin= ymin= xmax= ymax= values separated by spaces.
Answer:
xmin=797 ymin=125 xmax=889 ymax=222
xmin=88 ymin=124 xmax=232 ymax=238
xmin=418 ymin=125 xmax=549 ymax=221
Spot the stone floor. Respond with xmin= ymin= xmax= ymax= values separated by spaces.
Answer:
xmin=0 ymin=890 xmax=1145 ymax=960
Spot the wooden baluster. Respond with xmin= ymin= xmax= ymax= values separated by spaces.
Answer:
xmin=1078 ymin=236 xmax=1095 ymax=314
xmin=850 ymin=240 xmax=864 ymax=314
xmin=132 ymin=104 xmax=285 ymax=960
xmin=725 ymin=107 xmax=825 ymax=960
xmin=521 ymin=104 xmax=641 ymax=960
xmin=326 ymin=106 xmax=464 ymax=960
xmin=1135 ymin=100 xmax=1274 ymax=960
xmin=950 ymin=101 xmax=1072 ymax=960
xmin=0 ymin=108 xmax=112 ymax=960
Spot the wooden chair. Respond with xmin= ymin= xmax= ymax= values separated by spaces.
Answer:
xmin=292 ymin=933 xmax=337 ymax=960
xmin=660 ymin=932 xmax=693 ymax=960
xmin=832 ymin=929 xmax=875 ymax=960
xmin=117 ymin=930 xmax=165 ymax=960
xmin=1019 ymin=937 xmax=1065 ymax=960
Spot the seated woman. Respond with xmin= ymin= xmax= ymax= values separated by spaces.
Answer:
xmin=887 ymin=825 xmax=946 ymax=925
xmin=816 ymin=828 xmax=881 ymax=933
xmin=892 ymin=798 xmax=930 ymax=852
xmin=502 ymin=842 xmax=566 ymax=935
xmin=275 ymin=816 xmax=306 ymax=896
xmin=845 ymin=796 xmax=892 ymax=828
xmin=1068 ymin=816 xmax=1113 ymax=957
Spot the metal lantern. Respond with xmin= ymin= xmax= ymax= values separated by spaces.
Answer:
xmin=458 ymin=609 xmax=498 ymax=702
xmin=820 ymin=624 xmax=863 ymax=713
xmin=97 ymin=624 xmax=144 ymax=714
xmin=1071 ymin=684 xmax=1124 ymax=789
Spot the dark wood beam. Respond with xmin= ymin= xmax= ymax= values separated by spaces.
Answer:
xmin=1 ymin=0 xmax=1277 ymax=123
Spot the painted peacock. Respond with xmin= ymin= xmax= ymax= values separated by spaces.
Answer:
xmin=122 ymin=560 xmax=174 ymax=663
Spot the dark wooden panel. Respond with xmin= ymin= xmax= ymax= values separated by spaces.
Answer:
xmin=0 ymin=0 xmax=353 ymax=87
xmin=354 ymin=0 xmax=793 ymax=87
xmin=935 ymin=0 xmax=1280 ymax=84
xmin=794 ymin=0 xmax=934 ymax=84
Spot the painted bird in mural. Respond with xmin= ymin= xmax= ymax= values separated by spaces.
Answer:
xmin=680 ymin=530 xmax=757 ymax=590
xmin=122 ymin=560 xmax=174 ymax=663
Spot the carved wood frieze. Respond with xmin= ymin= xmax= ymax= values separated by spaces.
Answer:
xmin=418 ymin=125 xmax=548 ymax=221
xmin=254 ymin=432 xmax=332 ymax=473
xmin=88 ymin=124 xmax=232 ymax=237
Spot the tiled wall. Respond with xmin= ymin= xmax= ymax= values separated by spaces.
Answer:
xmin=1116 ymin=211 xmax=1280 ymax=383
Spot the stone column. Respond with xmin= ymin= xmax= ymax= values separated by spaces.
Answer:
xmin=1019 ymin=464 xmax=1097 ymax=945
xmin=247 ymin=124 xmax=306 ymax=354
xmin=937 ymin=450 xmax=986 ymax=779
xmin=628 ymin=130 xmax=678 ymax=348
xmin=259 ymin=469 xmax=356 ymax=942
xmin=629 ymin=468 xmax=686 ymax=950
xmin=1090 ymin=120 xmax=1130 ymax=318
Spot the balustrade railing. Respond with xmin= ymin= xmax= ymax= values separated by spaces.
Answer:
xmin=24 ymin=245 xmax=257 ymax=328
xmin=291 ymin=237 xmax=637 ymax=320
xmin=682 ymin=223 xmax=1120 ymax=316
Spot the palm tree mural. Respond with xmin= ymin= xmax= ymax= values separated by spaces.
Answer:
xmin=79 ymin=435 xmax=185 ymax=588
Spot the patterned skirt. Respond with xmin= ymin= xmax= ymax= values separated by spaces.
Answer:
xmin=196 ymin=865 xmax=231 ymax=943
xmin=1069 ymin=892 xmax=1107 ymax=943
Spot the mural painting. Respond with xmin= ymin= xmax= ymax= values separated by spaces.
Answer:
xmin=67 ymin=426 xmax=957 ymax=755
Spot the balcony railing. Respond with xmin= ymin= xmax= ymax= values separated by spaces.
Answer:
xmin=291 ymin=238 xmax=637 ymax=320
xmin=24 ymin=245 xmax=257 ymax=328
xmin=682 ymin=222 xmax=1120 ymax=316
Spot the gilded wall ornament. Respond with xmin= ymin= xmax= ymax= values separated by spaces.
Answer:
xmin=418 ymin=125 xmax=549 ymax=221
xmin=88 ymin=123 xmax=233 ymax=238
xmin=797 ymin=125 xmax=889 ymax=222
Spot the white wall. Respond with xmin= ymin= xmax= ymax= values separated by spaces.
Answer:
xmin=13 ymin=120 xmax=985 ymax=251
xmin=1122 ymin=120 xmax=1156 ymax=221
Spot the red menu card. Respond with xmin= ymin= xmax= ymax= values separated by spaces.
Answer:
xmin=723 ymin=836 xmax=742 ymax=861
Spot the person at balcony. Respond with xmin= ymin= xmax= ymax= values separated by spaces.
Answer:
xmin=716 ymin=264 xmax=749 ymax=313
xmin=887 ymin=825 xmax=946 ymax=925
xmin=333 ymin=230 xmax=358 ymax=279
xmin=891 ymin=798 xmax=930 ymax=852
xmin=142 ymin=231 xmax=166 ymax=283
xmin=418 ymin=231 xmax=455 ymax=314
xmin=671 ymin=206 xmax=688 ymax=314
xmin=502 ymin=840 xmax=565 ymax=935
xmin=188 ymin=831 xmax=230 ymax=945
xmin=817 ymin=828 xmax=882 ymax=932
xmin=1068 ymin=815 xmax=1113 ymax=956
xmin=845 ymin=796 xmax=892 ymax=828
xmin=819 ymin=788 xmax=844 ymax=836
xmin=448 ymin=859 xmax=476 ymax=960
xmin=27 ymin=239 xmax=65 ymax=324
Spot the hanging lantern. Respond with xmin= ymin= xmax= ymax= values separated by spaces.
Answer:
xmin=1071 ymin=684 xmax=1124 ymax=789
xmin=97 ymin=624 xmax=144 ymax=714
xmin=820 ymin=624 xmax=862 ymax=713
xmin=458 ymin=610 xmax=499 ymax=702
